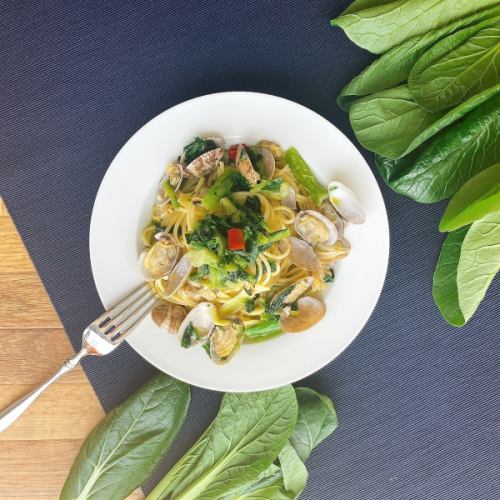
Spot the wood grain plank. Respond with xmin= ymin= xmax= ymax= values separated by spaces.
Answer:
xmin=0 ymin=383 xmax=103 ymax=441
xmin=0 ymin=217 xmax=35 ymax=273
xmin=0 ymin=274 xmax=61 ymax=328
xmin=0 ymin=329 xmax=84 ymax=384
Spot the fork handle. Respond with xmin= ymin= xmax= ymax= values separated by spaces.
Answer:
xmin=0 ymin=347 xmax=88 ymax=432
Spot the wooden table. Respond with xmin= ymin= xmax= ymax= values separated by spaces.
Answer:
xmin=0 ymin=199 xmax=142 ymax=499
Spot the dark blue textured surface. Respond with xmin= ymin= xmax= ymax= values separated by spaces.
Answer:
xmin=1 ymin=1 xmax=498 ymax=498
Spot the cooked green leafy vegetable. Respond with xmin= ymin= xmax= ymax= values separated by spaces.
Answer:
xmin=409 ymin=16 xmax=500 ymax=111
xmin=337 ymin=5 xmax=500 ymax=110
xmin=284 ymin=147 xmax=328 ymax=206
xmin=244 ymin=318 xmax=282 ymax=341
xmin=433 ymin=227 xmax=468 ymax=327
xmin=61 ymin=374 xmax=190 ymax=500
xmin=376 ymin=93 xmax=500 ymax=203
xmin=162 ymin=179 xmax=180 ymax=209
xmin=202 ymin=169 xmax=250 ymax=209
xmin=181 ymin=322 xmax=199 ymax=348
xmin=147 ymin=386 xmax=298 ymax=500
xmin=331 ymin=0 xmax=498 ymax=54
xmin=183 ymin=136 xmax=217 ymax=164
xmin=440 ymin=162 xmax=500 ymax=232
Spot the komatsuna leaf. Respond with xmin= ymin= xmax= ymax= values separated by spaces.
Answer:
xmin=409 ymin=15 xmax=500 ymax=111
xmin=440 ymin=162 xmax=500 ymax=232
xmin=433 ymin=227 xmax=469 ymax=327
xmin=147 ymin=386 xmax=298 ymax=500
xmin=351 ymin=84 xmax=500 ymax=159
xmin=331 ymin=0 xmax=498 ymax=54
xmin=457 ymin=212 xmax=500 ymax=322
xmin=349 ymin=85 xmax=444 ymax=159
xmin=60 ymin=373 xmax=190 ymax=500
xmin=233 ymin=387 xmax=338 ymax=500
xmin=375 ymin=93 xmax=500 ymax=203
xmin=337 ymin=5 xmax=500 ymax=110
xmin=278 ymin=442 xmax=308 ymax=496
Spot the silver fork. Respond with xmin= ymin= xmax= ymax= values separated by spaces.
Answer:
xmin=0 ymin=283 xmax=157 ymax=432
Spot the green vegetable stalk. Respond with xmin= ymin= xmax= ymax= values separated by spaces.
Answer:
xmin=202 ymin=169 xmax=235 ymax=209
xmin=162 ymin=180 xmax=180 ymax=209
xmin=284 ymin=147 xmax=328 ymax=207
xmin=244 ymin=318 xmax=282 ymax=341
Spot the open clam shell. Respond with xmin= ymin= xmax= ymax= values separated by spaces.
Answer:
xmin=236 ymin=144 xmax=260 ymax=184
xmin=157 ymin=163 xmax=184 ymax=204
xmin=151 ymin=302 xmax=187 ymax=334
xmin=294 ymin=210 xmax=339 ymax=247
xmin=178 ymin=302 xmax=216 ymax=347
xmin=282 ymin=186 xmax=296 ymax=209
xmin=280 ymin=296 xmax=326 ymax=333
xmin=270 ymin=276 xmax=314 ymax=311
xmin=328 ymin=181 xmax=365 ymax=224
xmin=162 ymin=254 xmax=193 ymax=297
xmin=138 ymin=233 xmax=179 ymax=281
xmin=210 ymin=321 xmax=244 ymax=364
xmin=259 ymin=148 xmax=276 ymax=179
xmin=288 ymin=237 xmax=321 ymax=272
xmin=184 ymin=148 xmax=224 ymax=177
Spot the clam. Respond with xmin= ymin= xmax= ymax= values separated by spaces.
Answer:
xmin=288 ymin=237 xmax=321 ymax=272
xmin=328 ymin=181 xmax=365 ymax=224
xmin=294 ymin=210 xmax=338 ymax=247
xmin=157 ymin=163 xmax=184 ymax=202
xmin=236 ymin=144 xmax=260 ymax=184
xmin=151 ymin=302 xmax=186 ymax=334
xmin=279 ymin=296 xmax=326 ymax=333
xmin=256 ymin=140 xmax=284 ymax=162
xmin=210 ymin=320 xmax=244 ymax=364
xmin=282 ymin=186 xmax=296 ymax=209
xmin=184 ymin=148 xmax=224 ymax=177
xmin=270 ymin=276 xmax=314 ymax=310
xmin=162 ymin=254 xmax=193 ymax=297
xmin=325 ymin=238 xmax=351 ymax=262
xmin=259 ymin=148 xmax=276 ymax=179
xmin=139 ymin=233 xmax=179 ymax=281
xmin=319 ymin=201 xmax=344 ymax=237
xmin=178 ymin=302 xmax=216 ymax=347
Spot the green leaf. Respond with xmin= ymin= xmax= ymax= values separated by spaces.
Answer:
xmin=351 ymin=84 xmax=500 ymax=160
xmin=409 ymin=15 xmax=500 ymax=111
xmin=457 ymin=212 xmax=500 ymax=322
xmin=337 ymin=5 xmax=500 ymax=110
xmin=147 ymin=386 xmax=298 ymax=500
xmin=440 ymin=162 xmax=500 ymax=231
xmin=60 ymin=374 xmax=190 ymax=500
xmin=433 ymin=227 xmax=469 ymax=327
xmin=278 ymin=442 xmax=308 ymax=496
xmin=331 ymin=0 xmax=498 ymax=54
xmin=183 ymin=137 xmax=217 ymax=164
xmin=349 ymin=85 xmax=444 ymax=159
xmin=234 ymin=387 xmax=338 ymax=500
xmin=289 ymin=387 xmax=339 ymax=462
xmin=375 ymin=92 xmax=500 ymax=203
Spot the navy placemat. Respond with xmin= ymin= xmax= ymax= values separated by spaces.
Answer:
xmin=1 ymin=1 xmax=498 ymax=498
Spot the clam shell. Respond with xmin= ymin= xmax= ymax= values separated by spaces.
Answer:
xmin=259 ymin=148 xmax=275 ymax=179
xmin=282 ymin=186 xmax=296 ymax=209
xmin=288 ymin=237 xmax=321 ymax=272
xmin=151 ymin=303 xmax=186 ymax=334
xmin=156 ymin=164 xmax=184 ymax=205
xmin=210 ymin=321 xmax=244 ymax=364
xmin=319 ymin=201 xmax=344 ymax=237
xmin=163 ymin=254 xmax=193 ymax=297
xmin=280 ymin=296 xmax=326 ymax=333
xmin=138 ymin=234 xmax=179 ymax=281
xmin=184 ymin=148 xmax=224 ymax=177
xmin=178 ymin=302 xmax=215 ymax=345
xmin=294 ymin=210 xmax=338 ymax=247
xmin=270 ymin=276 xmax=314 ymax=310
xmin=328 ymin=181 xmax=365 ymax=224
xmin=236 ymin=144 xmax=260 ymax=184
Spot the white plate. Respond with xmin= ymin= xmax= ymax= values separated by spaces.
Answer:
xmin=90 ymin=92 xmax=389 ymax=392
